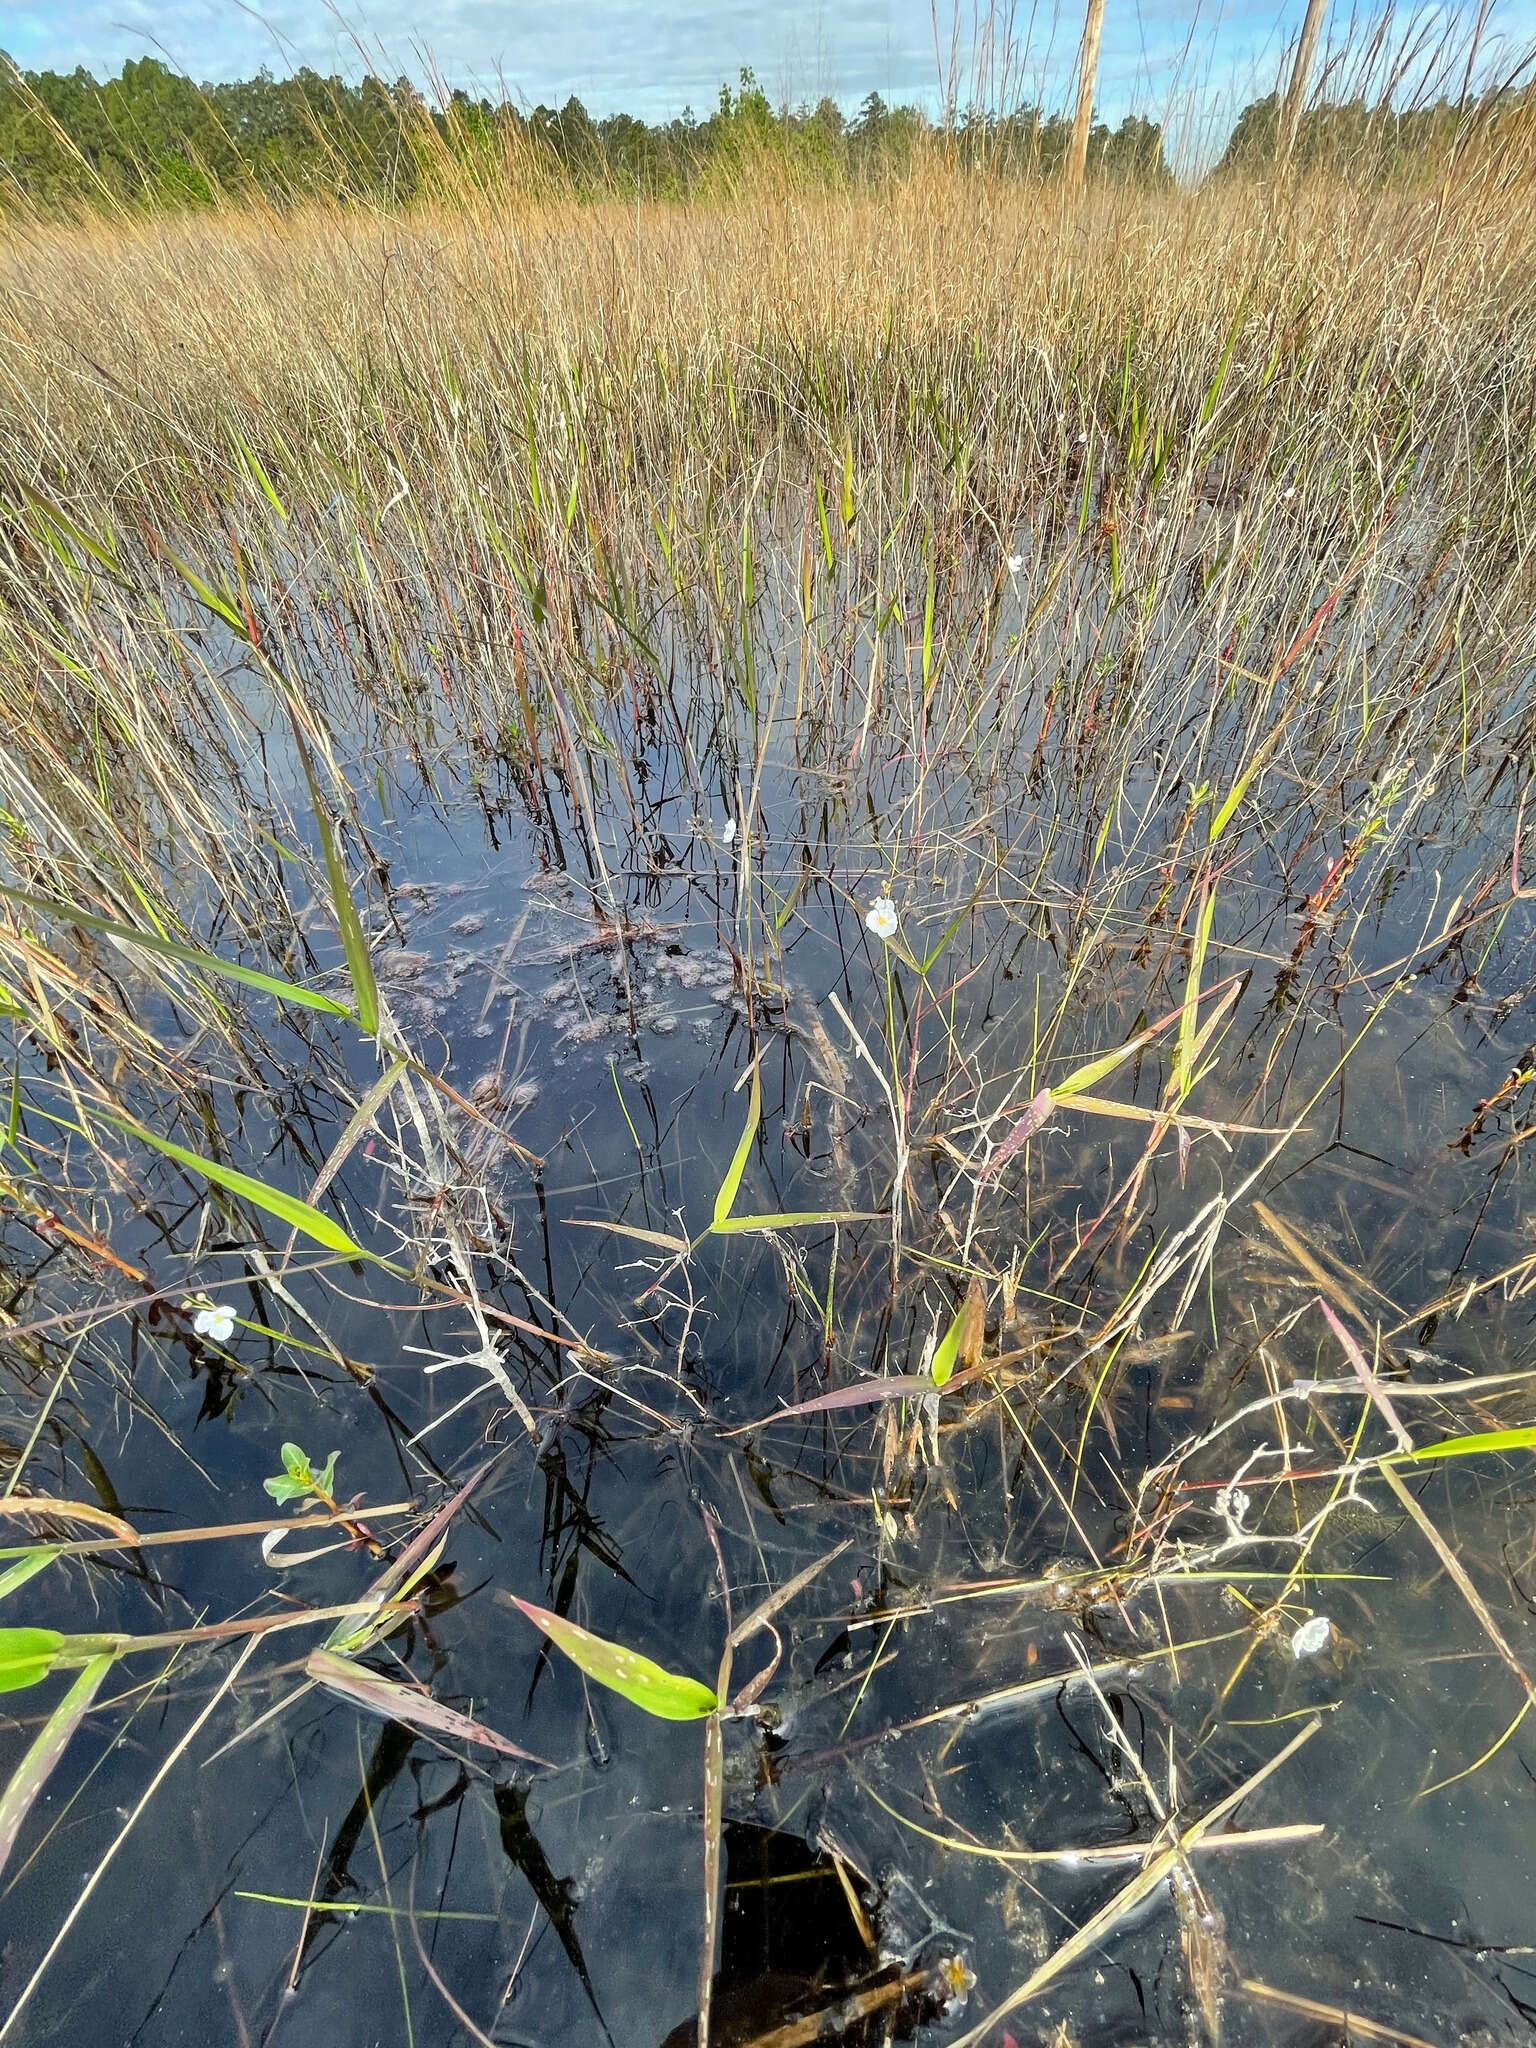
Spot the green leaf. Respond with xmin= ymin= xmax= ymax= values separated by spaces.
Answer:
xmin=0 ymin=1627 xmax=64 ymax=1694
xmin=1175 ymin=882 xmax=1218 ymax=1099
xmin=711 ymin=1066 xmax=761 ymax=1232
xmin=288 ymin=728 xmax=380 ymax=1037
xmin=1052 ymin=1028 xmax=1157 ymax=1102
xmin=280 ymin=1443 xmax=311 ymax=1479
xmin=0 ymin=1550 xmax=57 ymax=1604
xmin=315 ymin=808 xmax=380 ymax=1037
xmin=0 ymin=1652 xmax=114 ymax=1876
xmin=930 ymin=1299 xmax=965 ymax=1389
xmin=102 ymin=1115 xmax=363 ymax=1256
xmin=1402 ymin=1427 xmax=1536 ymax=1464
xmin=164 ymin=549 xmax=249 ymax=638
xmin=709 ymin=1209 xmax=881 ymax=1236
xmin=0 ymin=886 xmax=355 ymax=1018
xmin=508 ymin=1597 xmax=717 ymax=1721
xmin=315 ymin=1451 xmax=339 ymax=1497
xmin=263 ymin=1473 xmax=308 ymax=1503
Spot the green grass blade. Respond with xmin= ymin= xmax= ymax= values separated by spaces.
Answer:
xmin=711 ymin=1066 xmax=761 ymax=1231
xmin=1402 ymin=1427 xmax=1536 ymax=1464
xmin=314 ymin=809 xmax=379 ymax=1037
xmin=0 ymin=1652 xmax=114 ymax=1876
xmin=0 ymin=1551 xmax=57 ymax=1604
xmin=164 ymin=550 xmax=249 ymax=638
xmin=711 ymin=1208 xmax=881 ymax=1233
xmin=288 ymin=729 xmax=380 ymax=1036
xmin=102 ymin=1113 xmax=362 ymax=1256
xmin=1175 ymin=882 xmax=1217 ymax=1098
xmin=508 ymin=1597 xmax=717 ymax=1720
xmin=1053 ymin=1027 xmax=1157 ymax=1102
xmin=0 ymin=887 xmax=355 ymax=1019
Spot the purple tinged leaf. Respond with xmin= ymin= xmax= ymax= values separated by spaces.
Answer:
xmin=980 ymin=1089 xmax=1054 ymax=1180
xmin=306 ymin=1648 xmax=550 ymax=1764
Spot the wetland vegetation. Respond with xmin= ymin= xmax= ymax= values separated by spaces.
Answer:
xmin=4 ymin=31 xmax=1536 ymax=2048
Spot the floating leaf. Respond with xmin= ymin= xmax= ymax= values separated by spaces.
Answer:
xmin=710 ymin=1209 xmax=881 ymax=1235
xmin=508 ymin=1597 xmax=717 ymax=1721
xmin=0 ymin=1626 xmax=64 ymax=1694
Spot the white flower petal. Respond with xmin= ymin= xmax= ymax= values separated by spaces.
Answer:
xmin=1005 ymin=553 xmax=1024 ymax=574
xmin=191 ymin=1308 xmax=215 ymax=1337
xmin=722 ymin=818 xmax=737 ymax=844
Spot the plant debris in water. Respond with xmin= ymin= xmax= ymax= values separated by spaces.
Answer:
xmin=5 ymin=71 xmax=1536 ymax=2048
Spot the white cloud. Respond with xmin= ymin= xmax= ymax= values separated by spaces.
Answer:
xmin=7 ymin=0 xmax=1535 ymax=140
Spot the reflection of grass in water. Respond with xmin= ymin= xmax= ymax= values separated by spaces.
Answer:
xmin=3 ymin=119 xmax=1536 ymax=2048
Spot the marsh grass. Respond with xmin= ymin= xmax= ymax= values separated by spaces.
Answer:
xmin=2 ymin=122 xmax=1536 ymax=2048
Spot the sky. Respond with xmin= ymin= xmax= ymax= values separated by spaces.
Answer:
xmin=4 ymin=1 xmax=1535 ymax=166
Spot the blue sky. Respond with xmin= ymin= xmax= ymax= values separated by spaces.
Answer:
xmin=5 ymin=1 xmax=1534 ymax=163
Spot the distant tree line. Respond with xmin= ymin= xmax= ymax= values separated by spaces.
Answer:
xmin=1214 ymin=87 xmax=1527 ymax=177
xmin=0 ymin=56 xmax=1172 ymax=211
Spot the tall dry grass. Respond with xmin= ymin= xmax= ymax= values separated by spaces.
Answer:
xmin=0 ymin=154 xmax=1534 ymax=1156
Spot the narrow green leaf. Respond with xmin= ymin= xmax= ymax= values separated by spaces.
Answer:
xmin=1175 ymin=883 xmax=1217 ymax=1099
xmin=288 ymin=729 xmax=380 ymax=1036
xmin=0 ymin=1653 xmax=114 ymax=1876
xmin=1053 ymin=1026 xmax=1158 ymax=1102
xmin=0 ymin=1551 xmax=56 ymax=1604
xmin=508 ymin=1597 xmax=717 ymax=1721
xmin=0 ymin=1626 xmax=64 ymax=1694
xmin=710 ymin=1208 xmax=882 ymax=1236
xmin=711 ymin=1066 xmax=761 ymax=1232
xmin=101 ymin=1113 xmax=362 ymax=1256
xmin=1403 ymin=1427 xmax=1536 ymax=1464
xmin=165 ymin=549 xmax=249 ymax=638
xmin=815 ymin=476 xmax=835 ymax=572
xmin=21 ymin=486 xmax=121 ymax=576
xmin=0 ymin=886 xmax=355 ymax=1018
xmin=315 ymin=809 xmax=380 ymax=1037
xmin=1209 ymin=758 xmax=1262 ymax=845
xmin=232 ymin=428 xmax=288 ymax=523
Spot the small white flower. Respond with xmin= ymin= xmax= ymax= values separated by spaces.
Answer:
xmin=1290 ymin=1614 xmax=1333 ymax=1660
xmin=1076 ymin=429 xmax=1088 ymax=444
xmin=192 ymin=1305 xmax=236 ymax=1344
xmin=1283 ymin=484 xmax=1297 ymax=500
xmin=721 ymin=817 xmax=737 ymax=845
xmin=865 ymin=896 xmax=899 ymax=940
xmin=1005 ymin=552 xmax=1024 ymax=574
xmin=936 ymin=1954 xmax=976 ymax=2012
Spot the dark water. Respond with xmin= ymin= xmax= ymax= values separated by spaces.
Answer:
xmin=5 ymin=677 xmax=1536 ymax=2048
